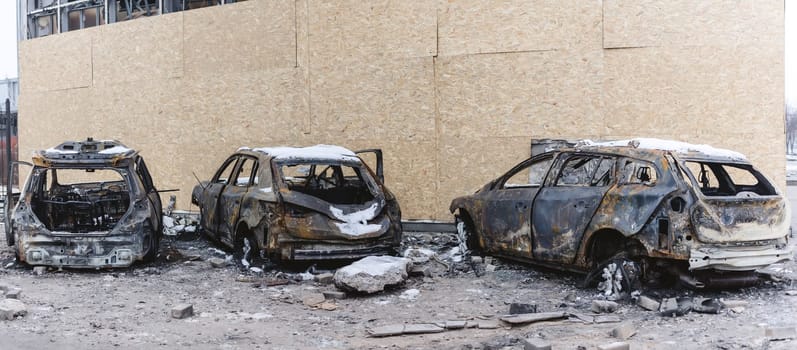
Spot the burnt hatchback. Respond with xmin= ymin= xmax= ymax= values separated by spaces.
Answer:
xmin=450 ymin=138 xmax=791 ymax=290
xmin=191 ymin=145 xmax=402 ymax=263
xmin=7 ymin=139 xmax=163 ymax=268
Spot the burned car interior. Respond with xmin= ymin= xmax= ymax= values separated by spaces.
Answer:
xmin=683 ymin=161 xmax=776 ymax=197
xmin=30 ymin=169 xmax=131 ymax=233
xmin=280 ymin=163 xmax=376 ymax=205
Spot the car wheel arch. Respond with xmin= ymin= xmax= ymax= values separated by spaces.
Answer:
xmin=583 ymin=228 xmax=648 ymax=267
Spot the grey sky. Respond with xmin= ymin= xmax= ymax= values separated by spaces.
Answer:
xmin=0 ymin=3 xmax=794 ymax=103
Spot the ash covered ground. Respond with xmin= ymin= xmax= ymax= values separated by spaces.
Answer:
xmin=1 ymin=190 xmax=797 ymax=350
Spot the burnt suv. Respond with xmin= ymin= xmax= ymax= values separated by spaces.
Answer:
xmin=191 ymin=145 xmax=402 ymax=263
xmin=7 ymin=139 xmax=163 ymax=268
xmin=450 ymin=138 xmax=792 ymax=290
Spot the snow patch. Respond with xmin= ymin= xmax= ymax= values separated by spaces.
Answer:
xmin=248 ymin=144 xmax=359 ymax=162
xmin=330 ymin=203 xmax=382 ymax=236
xmin=98 ymin=145 xmax=132 ymax=155
xmin=580 ymin=138 xmax=747 ymax=160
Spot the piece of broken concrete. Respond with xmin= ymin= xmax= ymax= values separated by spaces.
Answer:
xmin=409 ymin=265 xmax=432 ymax=278
xmin=403 ymin=324 xmax=445 ymax=334
xmin=594 ymin=315 xmax=621 ymax=324
xmin=591 ymin=300 xmax=619 ymax=313
xmin=32 ymin=266 xmax=47 ymax=275
xmin=367 ymin=323 xmax=444 ymax=337
xmin=0 ymin=299 xmax=27 ymax=320
xmin=367 ymin=325 xmax=405 ymax=337
xmin=334 ymin=256 xmax=411 ymax=294
xmin=720 ymin=299 xmax=748 ymax=308
xmin=322 ymin=290 xmax=346 ymax=300
xmin=170 ymin=304 xmax=193 ymax=319
xmin=500 ymin=312 xmax=568 ymax=325
xmin=611 ymin=322 xmax=636 ymax=340
xmin=445 ymin=320 xmax=467 ymax=329
xmin=4 ymin=288 xmax=21 ymax=299
xmin=598 ymin=342 xmax=630 ymax=350
xmin=477 ymin=320 xmax=501 ymax=329
xmin=302 ymin=293 xmax=326 ymax=307
xmin=314 ymin=272 xmax=334 ymax=284
xmin=636 ymin=295 xmax=659 ymax=311
xmin=208 ymin=257 xmax=226 ymax=268
xmin=522 ymin=337 xmax=552 ymax=350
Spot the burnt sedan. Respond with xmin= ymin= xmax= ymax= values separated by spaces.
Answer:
xmin=8 ymin=139 xmax=163 ymax=268
xmin=192 ymin=145 xmax=402 ymax=263
xmin=450 ymin=138 xmax=791 ymax=291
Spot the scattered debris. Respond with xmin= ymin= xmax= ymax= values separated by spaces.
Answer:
xmin=171 ymin=304 xmax=194 ymax=319
xmin=691 ymin=297 xmax=722 ymax=314
xmin=208 ymin=257 xmax=226 ymax=268
xmin=611 ymin=322 xmax=637 ymax=340
xmin=399 ymin=289 xmax=420 ymax=301
xmin=403 ymin=248 xmax=437 ymax=264
xmin=314 ymin=272 xmax=334 ymax=284
xmin=0 ymin=299 xmax=27 ymax=320
xmin=597 ymin=342 xmax=630 ymax=350
xmin=322 ymin=291 xmax=346 ymax=300
xmin=720 ymin=299 xmax=749 ymax=309
xmin=444 ymin=320 xmax=467 ymax=329
xmin=636 ymin=295 xmax=660 ymax=311
xmin=409 ymin=265 xmax=432 ymax=277
xmin=367 ymin=323 xmax=444 ymax=337
xmin=591 ymin=300 xmax=619 ymax=314
xmin=476 ymin=320 xmax=501 ymax=329
xmin=32 ymin=266 xmax=47 ymax=275
xmin=302 ymin=293 xmax=326 ymax=307
xmin=500 ymin=311 xmax=568 ymax=325
xmin=4 ymin=288 xmax=21 ymax=299
xmin=522 ymin=337 xmax=552 ymax=350
xmin=509 ymin=303 xmax=537 ymax=315
xmin=334 ymin=256 xmax=411 ymax=294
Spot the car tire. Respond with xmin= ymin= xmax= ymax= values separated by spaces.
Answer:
xmin=455 ymin=213 xmax=482 ymax=255
xmin=582 ymin=253 xmax=641 ymax=299
xmin=142 ymin=221 xmax=159 ymax=263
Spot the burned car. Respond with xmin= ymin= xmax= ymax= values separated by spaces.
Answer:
xmin=7 ymin=139 xmax=163 ymax=268
xmin=450 ymin=138 xmax=791 ymax=290
xmin=191 ymin=145 xmax=401 ymax=263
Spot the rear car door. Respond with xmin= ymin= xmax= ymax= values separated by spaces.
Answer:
xmin=479 ymin=155 xmax=553 ymax=258
xmin=201 ymin=156 xmax=239 ymax=240
xmin=532 ymin=153 xmax=615 ymax=263
xmin=355 ymin=149 xmax=384 ymax=183
xmin=218 ymin=156 xmax=258 ymax=245
xmin=135 ymin=157 xmax=162 ymax=230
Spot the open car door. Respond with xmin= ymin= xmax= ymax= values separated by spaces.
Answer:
xmin=355 ymin=149 xmax=384 ymax=183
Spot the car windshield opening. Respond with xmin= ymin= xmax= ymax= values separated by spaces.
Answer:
xmin=29 ymin=168 xmax=132 ymax=232
xmin=280 ymin=162 xmax=376 ymax=205
xmin=683 ymin=161 xmax=776 ymax=197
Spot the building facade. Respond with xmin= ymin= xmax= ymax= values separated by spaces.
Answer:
xmin=16 ymin=0 xmax=787 ymax=220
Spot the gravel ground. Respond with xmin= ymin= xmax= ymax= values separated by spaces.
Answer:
xmin=1 ymin=188 xmax=797 ymax=349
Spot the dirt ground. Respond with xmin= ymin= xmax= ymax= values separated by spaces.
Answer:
xmin=2 ymin=189 xmax=797 ymax=350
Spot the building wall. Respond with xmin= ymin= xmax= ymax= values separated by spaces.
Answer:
xmin=17 ymin=0 xmax=786 ymax=220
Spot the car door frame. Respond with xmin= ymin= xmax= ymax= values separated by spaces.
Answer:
xmin=135 ymin=157 xmax=162 ymax=232
xmin=354 ymin=149 xmax=384 ymax=183
xmin=478 ymin=153 xmax=554 ymax=258
xmin=217 ymin=155 xmax=259 ymax=246
xmin=201 ymin=155 xmax=241 ymax=241
xmin=531 ymin=152 xmax=617 ymax=264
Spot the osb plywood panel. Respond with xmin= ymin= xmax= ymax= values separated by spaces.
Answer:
xmin=93 ymin=13 xmax=183 ymax=86
xmin=603 ymin=46 xmax=783 ymax=137
xmin=308 ymin=0 xmax=436 ymax=61
xmin=181 ymin=68 xmax=308 ymax=144
xmin=437 ymin=50 xmax=605 ymax=138
xmin=437 ymin=0 xmax=602 ymax=57
xmin=310 ymin=56 xmax=435 ymax=141
xmin=18 ymin=28 xmax=94 ymax=94
xmin=334 ymin=140 xmax=438 ymax=219
xmin=603 ymin=0 xmax=783 ymax=49
xmin=183 ymin=0 xmax=296 ymax=76
xmin=18 ymin=87 xmax=93 ymax=158
xmin=436 ymin=135 xmax=541 ymax=219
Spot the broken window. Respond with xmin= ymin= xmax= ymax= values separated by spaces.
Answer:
xmin=502 ymin=157 xmax=552 ymax=188
xmin=29 ymin=168 xmax=131 ymax=233
xmin=233 ymin=157 xmax=258 ymax=187
xmin=555 ymin=155 xmax=614 ymax=187
xmin=684 ymin=161 xmax=776 ymax=197
xmin=214 ymin=157 xmax=238 ymax=185
xmin=620 ymin=159 xmax=658 ymax=185
xmin=279 ymin=163 xmax=376 ymax=205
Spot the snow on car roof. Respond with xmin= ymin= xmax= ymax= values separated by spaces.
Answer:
xmin=240 ymin=144 xmax=360 ymax=162
xmin=578 ymin=138 xmax=747 ymax=161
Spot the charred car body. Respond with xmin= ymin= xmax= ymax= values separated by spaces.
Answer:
xmin=191 ymin=145 xmax=402 ymax=262
xmin=450 ymin=138 xmax=791 ymax=289
xmin=8 ymin=139 xmax=163 ymax=268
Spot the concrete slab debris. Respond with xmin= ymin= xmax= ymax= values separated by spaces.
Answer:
xmin=314 ymin=273 xmax=335 ymax=284
xmin=403 ymin=324 xmax=444 ymax=334
xmin=208 ymin=257 xmax=226 ymax=268
xmin=0 ymin=299 xmax=27 ymax=320
xmin=445 ymin=320 xmax=467 ymax=329
xmin=170 ymin=304 xmax=193 ymax=319
xmin=477 ymin=320 xmax=501 ymax=329
xmin=594 ymin=315 xmax=622 ymax=324
xmin=334 ymin=256 xmax=411 ymax=293
xmin=500 ymin=311 xmax=568 ymax=325
xmin=720 ymin=299 xmax=749 ymax=308
xmin=522 ymin=337 xmax=552 ymax=350
xmin=598 ymin=342 xmax=630 ymax=350
xmin=302 ymin=293 xmax=326 ymax=307
xmin=509 ymin=303 xmax=537 ymax=314
xmin=322 ymin=291 xmax=346 ymax=300
xmin=367 ymin=325 xmax=405 ymax=337
xmin=4 ymin=288 xmax=21 ymax=299
xmin=611 ymin=322 xmax=637 ymax=340
xmin=591 ymin=300 xmax=619 ymax=313
xmin=636 ymin=295 xmax=660 ymax=311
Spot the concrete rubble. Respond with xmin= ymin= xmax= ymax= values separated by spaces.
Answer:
xmin=334 ymin=256 xmax=411 ymax=293
xmin=170 ymin=304 xmax=193 ymax=319
xmin=0 ymin=299 xmax=27 ymax=320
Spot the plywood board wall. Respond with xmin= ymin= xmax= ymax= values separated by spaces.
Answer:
xmin=17 ymin=0 xmax=786 ymax=220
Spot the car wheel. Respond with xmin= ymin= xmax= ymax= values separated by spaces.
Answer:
xmin=455 ymin=213 xmax=483 ymax=257
xmin=142 ymin=221 xmax=159 ymax=262
xmin=234 ymin=231 xmax=261 ymax=270
xmin=582 ymin=253 xmax=641 ymax=300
